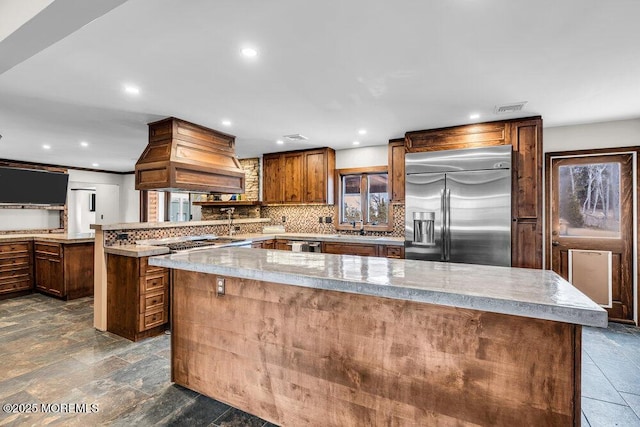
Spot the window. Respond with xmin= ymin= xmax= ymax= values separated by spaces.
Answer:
xmin=337 ymin=167 xmax=390 ymax=230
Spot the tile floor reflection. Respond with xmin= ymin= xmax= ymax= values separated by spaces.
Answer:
xmin=1 ymin=294 xmax=639 ymax=426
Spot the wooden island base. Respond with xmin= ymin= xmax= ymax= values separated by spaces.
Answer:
xmin=172 ymin=270 xmax=581 ymax=426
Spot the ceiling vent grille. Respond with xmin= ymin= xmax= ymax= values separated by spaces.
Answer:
xmin=494 ymin=102 xmax=527 ymax=114
xmin=283 ymin=134 xmax=308 ymax=141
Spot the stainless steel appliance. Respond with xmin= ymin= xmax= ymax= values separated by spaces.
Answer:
xmin=405 ymin=145 xmax=512 ymax=266
xmin=140 ymin=235 xmax=251 ymax=253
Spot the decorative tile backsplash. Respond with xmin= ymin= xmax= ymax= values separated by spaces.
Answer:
xmin=104 ymin=204 xmax=405 ymax=246
xmin=261 ymin=204 xmax=404 ymax=237
xmin=104 ymin=221 xmax=266 ymax=246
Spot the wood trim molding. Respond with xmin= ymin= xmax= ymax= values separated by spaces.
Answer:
xmin=0 ymin=158 xmax=133 ymax=175
xmin=334 ymin=166 xmax=392 ymax=232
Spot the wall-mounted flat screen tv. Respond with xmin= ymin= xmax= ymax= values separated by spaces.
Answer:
xmin=0 ymin=167 xmax=69 ymax=205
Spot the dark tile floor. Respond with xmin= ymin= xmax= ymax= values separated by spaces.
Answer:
xmin=1 ymin=294 xmax=639 ymax=426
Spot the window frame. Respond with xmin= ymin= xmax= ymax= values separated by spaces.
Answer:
xmin=334 ymin=166 xmax=393 ymax=232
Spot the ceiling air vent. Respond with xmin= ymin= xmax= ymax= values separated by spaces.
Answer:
xmin=283 ymin=134 xmax=308 ymax=141
xmin=494 ymin=101 xmax=527 ymax=115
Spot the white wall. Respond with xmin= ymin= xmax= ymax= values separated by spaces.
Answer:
xmin=67 ymin=170 xmax=139 ymax=229
xmin=119 ymin=174 xmax=139 ymax=223
xmin=0 ymin=209 xmax=60 ymax=231
xmin=67 ymin=189 xmax=96 ymax=233
xmin=544 ymin=118 xmax=640 ymax=153
xmin=336 ymin=145 xmax=388 ymax=169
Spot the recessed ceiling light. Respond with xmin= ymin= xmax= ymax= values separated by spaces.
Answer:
xmin=222 ymin=120 xmax=232 ymax=126
xmin=353 ymin=141 xmax=360 ymax=145
xmin=358 ymin=129 xmax=367 ymax=135
xmin=92 ymin=163 xmax=99 ymax=167
xmin=42 ymin=144 xmax=51 ymax=150
xmin=241 ymin=48 xmax=258 ymax=58
xmin=80 ymin=141 xmax=89 ymax=147
xmin=124 ymin=85 xmax=140 ymax=95
xmin=276 ymin=140 xmax=284 ymax=145
xmin=469 ymin=113 xmax=480 ymax=120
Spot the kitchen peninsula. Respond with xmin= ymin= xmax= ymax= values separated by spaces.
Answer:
xmin=151 ymin=247 xmax=606 ymax=426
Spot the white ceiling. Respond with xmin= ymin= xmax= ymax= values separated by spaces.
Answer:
xmin=0 ymin=0 xmax=639 ymax=172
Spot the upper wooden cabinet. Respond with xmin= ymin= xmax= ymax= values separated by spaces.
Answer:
xmin=508 ymin=118 xmax=542 ymax=269
xmin=405 ymin=122 xmax=507 ymax=152
xmin=404 ymin=116 xmax=543 ymax=269
xmin=263 ymin=148 xmax=335 ymax=204
xmin=388 ymin=138 xmax=405 ymax=203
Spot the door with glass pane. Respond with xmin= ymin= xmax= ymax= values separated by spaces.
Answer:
xmin=550 ymin=153 xmax=633 ymax=322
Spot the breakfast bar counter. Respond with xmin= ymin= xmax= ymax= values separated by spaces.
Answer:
xmin=151 ymin=248 xmax=606 ymax=426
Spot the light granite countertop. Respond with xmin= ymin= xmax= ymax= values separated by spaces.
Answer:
xmin=104 ymin=244 xmax=170 ymax=257
xmin=235 ymin=233 xmax=404 ymax=246
xmin=149 ymin=247 xmax=608 ymax=328
xmin=104 ymin=232 xmax=404 ymax=257
xmin=0 ymin=232 xmax=95 ymax=244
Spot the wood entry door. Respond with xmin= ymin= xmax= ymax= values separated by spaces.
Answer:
xmin=549 ymin=153 xmax=634 ymax=322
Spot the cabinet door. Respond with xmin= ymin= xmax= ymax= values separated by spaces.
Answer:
xmin=263 ymin=155 xmax=283 ymax=203
xmin=406 ymin=122 xmax=507 ymax=152
xmin=509 ymin=118 xmax=542 ymax=268
xmin=389 ymin=140 xmax=406 ymax=203
xmin=35 ymin=255 xmax=63 ymax=296
xmin=304 ymin=151 xmax=326 ymax=203
xmin=283 ymin=153 xmax=304 ymax=203
xmin=46 ymin=257 xmax=64 ymax=296
xmin=383 ymin=245 xmax=404 ymax=259
xmin=34 ymin=255 xmax=49 ymax=291
xmin=262 ymin=240 xmax=275 ymax=249
xmin=275 ymin=240 xmax=291 ymax=251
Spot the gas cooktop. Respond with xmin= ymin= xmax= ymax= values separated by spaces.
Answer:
xmin=139 ymin=236 xmax=250 ymax=253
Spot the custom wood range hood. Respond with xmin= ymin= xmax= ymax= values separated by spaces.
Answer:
xmin=135 ymin=117 xmax=245 ymax=194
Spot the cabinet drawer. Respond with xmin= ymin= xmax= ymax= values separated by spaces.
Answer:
xmin=140 ymin=257 xmax=167 ymax=276
xmin=139 ymin=308 xmax=166 ymax=331
xmin=322 ymin=242 xmax=379 ymax=257
xmin=0 ymin=255 xmax=31 ymax=271
xmin=140 ymin=290 xmax=167 ymax=313
xmin=0 ymin=277 xmax=32 ymax=294
xmin=384 ymin=246 xmax=404 ymax=259
xmin=140 ymin=272 xmax=169 ymax=293
xmin=0 ymin=267 xmax=31 ymax=280
xmin=0 ymin=242 xmax=30 ymax=254
xmin=35 ymin=243 xmax=62 ymax=257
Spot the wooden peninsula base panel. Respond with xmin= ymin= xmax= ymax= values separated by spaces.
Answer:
xmin=172 ymin=270 xmax=581 ymax=426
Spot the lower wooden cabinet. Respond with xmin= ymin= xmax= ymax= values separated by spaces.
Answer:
xmin=324 ymin=241 xmax=405 ymax=259
xmin=275 ymin=239 xmax=291 ymax=251
xmin=0 ymin=241 xmax=33 ymax=299
xmin=322 ymin=242 xmax=379 ymax=257
xmin=107 ymin=254 xmax=169 ymax=341
xmin=34 ymin=241 xmax=93 ymax=300
xmin=251 ymin=239 xmax=275 ymax=249
xmin=381 ymin=245 xmax=405 ymax=259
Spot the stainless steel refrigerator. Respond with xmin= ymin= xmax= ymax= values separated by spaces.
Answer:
xmin=405 ymin=145 xmax=512 ymax=266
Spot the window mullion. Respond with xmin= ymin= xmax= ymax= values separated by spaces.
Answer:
xmin=361 ymin=174 xmax=368 ymax=224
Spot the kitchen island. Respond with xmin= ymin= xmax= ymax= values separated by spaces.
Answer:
xmin=151 ymin=248 xmax=606 ymax=426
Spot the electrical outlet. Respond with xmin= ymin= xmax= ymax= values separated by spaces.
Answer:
xmin=325 ymin=216 xmax=332 ymax=224
xmin=116 ymin=233 xmax=128 ymax=240
xmin=216 ymin=277 xmax=225 ymax=296
xmin=282 ymin=216 xmax=286 ymax=223
xmin=318 ymin=216 xmax=323 ymax=223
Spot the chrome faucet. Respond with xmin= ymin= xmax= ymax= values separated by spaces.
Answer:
xmin=220 ymin=207 xmax=235 ymax=236
xmin=352 ymin=220 xmax=365 ymax=235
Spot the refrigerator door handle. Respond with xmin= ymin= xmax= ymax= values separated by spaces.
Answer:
xmin=440 ymin=189 xmax=446 ymax=261
xmin=445 ymin=188 xmax=451 ymax=261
